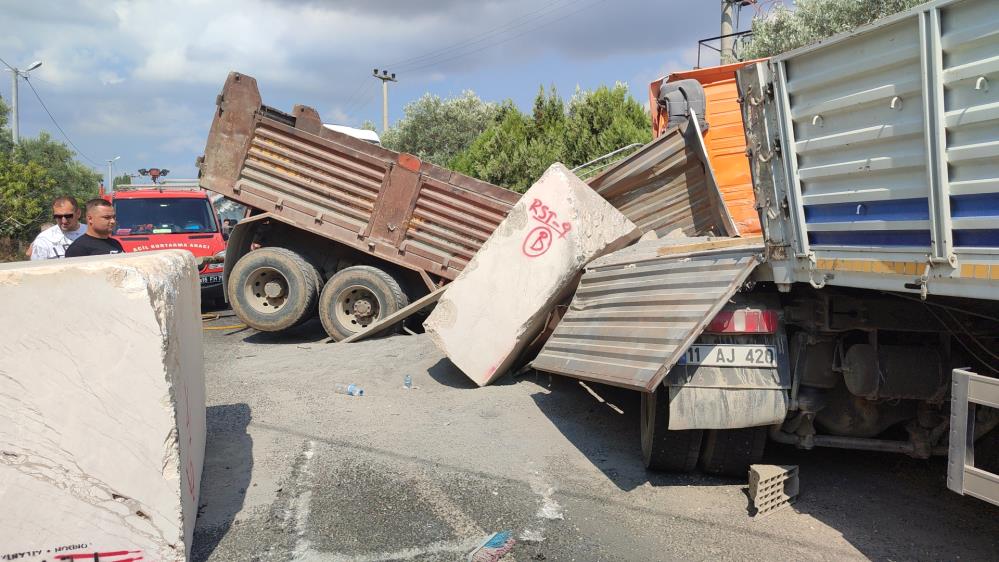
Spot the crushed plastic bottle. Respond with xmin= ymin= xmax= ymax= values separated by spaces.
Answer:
xmin=334 ymin=383 xmax=364 ymax=396
xmin=404 ymin=375 xmax=413 ymax=389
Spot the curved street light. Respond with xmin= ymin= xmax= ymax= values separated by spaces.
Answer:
xmin=7 ymin=59 xmax=43 ymax=143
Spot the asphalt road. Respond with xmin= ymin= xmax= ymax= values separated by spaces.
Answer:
xmin=193 ymin=312 xmax=999 ymax=561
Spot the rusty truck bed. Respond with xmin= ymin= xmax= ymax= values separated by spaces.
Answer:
xmin=198 ymin=72 xmax=520 ymax=284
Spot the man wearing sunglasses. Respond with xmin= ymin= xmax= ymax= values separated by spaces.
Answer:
xmin=29 ymin=196 xmax=88 ymax=260
xmin=65 ymin=199 xmax=124 ymax=257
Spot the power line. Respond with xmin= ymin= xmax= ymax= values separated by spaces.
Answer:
xmin=22 ymin=77 xmax=100 ymax=167
xmin=342 ymin=79 xmax=379 ymax=116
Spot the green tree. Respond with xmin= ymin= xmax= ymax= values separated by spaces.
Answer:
xmin=564 ymin=83 xmax=650 ymax=169
xmin=13 ymin=132 xmax=101 ymax=201
xmin=451 ymin=83 xmax=651 ymax=192
xmin=381 ymin=91 xmax=500 ymax=166
xmin=742 ymin=0 xmax=925 ymax=58
xmin=0 ymin=157 xmax=55 ymax=240
xmin=113 ymin=173 xmax=133 ymax=188
xmin=0 ymin=96 xmax=12 ymax=156
xmin=0 ymin=95 xmax=101 ymax=258
xmin=450 ymin=102 xmax=534 ymax=191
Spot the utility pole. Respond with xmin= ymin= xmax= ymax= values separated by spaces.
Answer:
xmin=372 ymin=69 xmax=397 ymax=133
xmin=720 ymin=0 xmax=736 ymax=64
xmin=6 ymin=60 xmax=43 ymax=144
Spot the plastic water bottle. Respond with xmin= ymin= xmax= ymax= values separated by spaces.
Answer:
xmin=404 ymin=375 xmax=413 ymax=389
xmin=334 ymin=383 xmax=364 ymax=396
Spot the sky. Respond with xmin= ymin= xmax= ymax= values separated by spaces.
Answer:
xmin=0 ymin=0 xmax=776 ymax=185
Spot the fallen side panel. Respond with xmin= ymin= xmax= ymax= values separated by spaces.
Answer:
xmin=588 ymin=116 xmax=738 ymax=239
xmin=532 ymin=238 xmax=763 ymax=392
xmin=0 ymin=251 xmax=206 ymax=562
xmin=424 ymin=163 xmax=641 ymax=386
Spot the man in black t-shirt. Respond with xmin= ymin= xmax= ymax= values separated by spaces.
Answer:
xmin=66 ymin=198 xmax=125 ymax=257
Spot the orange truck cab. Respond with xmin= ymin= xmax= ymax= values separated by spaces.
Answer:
xmin=108 ymin=182 xmax=227 ymax=302
xmin=650 ymin=60 xmax=763 ymax=236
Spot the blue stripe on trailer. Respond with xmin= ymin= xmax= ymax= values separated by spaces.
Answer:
xmin=951 ymin=193 xmax=999 ymax=218
xmin=954 ymin=229 xmax=999 ymax=248
xmin=803 ymin=198 xmax=929 ymax=224
xmin=808 ymin=230 xmax=931 ymax=247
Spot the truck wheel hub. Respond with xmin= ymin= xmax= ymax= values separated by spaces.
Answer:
xmin=264 ymin=280 xmax=285 ymax=298
xmin=353 ymin=299 xmax=374 ymax=318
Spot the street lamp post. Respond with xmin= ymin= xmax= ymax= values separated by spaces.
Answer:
xmin=7 ymin=60 xmax=43 ymax=144
xmin=106 ymin=156 xmax=120 ymax=195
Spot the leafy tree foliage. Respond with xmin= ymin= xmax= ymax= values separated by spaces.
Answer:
xmin=0 ymin=96 xmax=101 ymax=252
xmin=742 ymin=0 xmax=925 ymax=58
xmin=381 ymin=91 xmax=500 ymax=167
xmin=113 ymin=173 xmax=134 ymax=188
xmin=13 ymin=133 xmax=101 ymax=199
xmin=0 ymin=157 xmax=54 ymax=240
xmin=451 ymin=83 xmax=651 ymax=192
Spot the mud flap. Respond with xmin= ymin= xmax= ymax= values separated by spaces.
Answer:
xmin=668 ymin=386 xmax=787 ymax=430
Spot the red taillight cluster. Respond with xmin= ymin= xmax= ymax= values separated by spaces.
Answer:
xmin=705 ymin=309 xmax=779 ymax=334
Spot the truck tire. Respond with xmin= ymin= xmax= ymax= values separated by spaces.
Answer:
xmin=228 ymin=247 xmax=320 ymax=332
xmin=641 ymin=384 xmax=703 ymax=472
xmin=319 ymin=265 xmax=409 ymax=341
xmin=699 ymin=427 xmax=768 ymax=477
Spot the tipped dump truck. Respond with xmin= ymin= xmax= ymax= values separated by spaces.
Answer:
xmin=198 ymin=72 xmax=519 ymax=340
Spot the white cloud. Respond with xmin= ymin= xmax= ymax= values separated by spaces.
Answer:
xmin=99 ymin=71 xmax=125 ymax=86
xmin=2 ymin=0 xmax=722 ymax=177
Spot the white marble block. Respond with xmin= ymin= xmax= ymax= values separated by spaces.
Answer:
xmin=424 ymin=163 xmax=641 ymax=386
xmin=0 ymin=251 xmax=206 ymax=562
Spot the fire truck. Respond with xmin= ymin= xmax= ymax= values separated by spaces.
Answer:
xmin=105 ymin=180 xmax=228 ymax=303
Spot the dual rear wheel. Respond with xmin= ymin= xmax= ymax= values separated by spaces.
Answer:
xmin=228 ymin=248 xmax=409 ymax=340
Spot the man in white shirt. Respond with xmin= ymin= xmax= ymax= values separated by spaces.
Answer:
xmin=30 ymin=196 xmax=88 ymax=260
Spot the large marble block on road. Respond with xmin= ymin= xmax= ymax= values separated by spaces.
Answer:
xmin=0 ymin=251 xmax=206 ymax=562
xmin=424 ymin=163 xmax=641 ymax=386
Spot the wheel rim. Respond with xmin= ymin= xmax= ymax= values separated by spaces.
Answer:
xmin=334 ymin=284 xmax=381 ymax=332
xmin=243 ymin=267 xmax=289 ymax=314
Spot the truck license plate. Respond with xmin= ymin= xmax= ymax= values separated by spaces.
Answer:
xmin=679 ymin=345 xmax=777 ymax=368
xmin=200 ymin=275 xmax=222 ymax=286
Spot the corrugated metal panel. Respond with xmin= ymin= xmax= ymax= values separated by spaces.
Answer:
xmin=940 ymin=0 xmax=999 ymax=251
xmin=588 ymin=117 xmax=738 ymax=238
xmin=757 ymin=0 xmax=999 ymax=300
xmin=782 ymin=14 xmax=931 ymax=250
xmin=531 ymin=237 xmax=763 ymax=392
xmin=240 ymin=121 xmax=386 ymax=234
xmin=404 ymin=175 xmax=514 ymax=272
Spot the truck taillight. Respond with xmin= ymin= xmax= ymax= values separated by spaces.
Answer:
xmin=705 ymin=309 xmax=778 ymax=334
